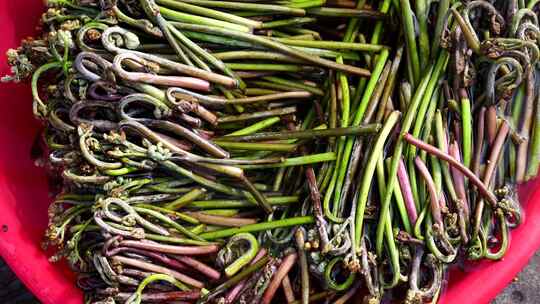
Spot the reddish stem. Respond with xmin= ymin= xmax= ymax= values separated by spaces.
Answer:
xmin=483 ymin=121 xmax=510 ymax=187
xmin=115 ymin=290 xmax=200 ymax=302
xmin=403 ymin=133 xmax=497 ymax=206
xmin=281 ymin=274 xmax=296 ymax=303
xmin=154 ymin=131 xmax=194 ymax=151
xmin=121 ymin=268 xmax=153 ymax=279
xmin=111 ymin=255 xmax=204 ymax=288
xmin=224 ymin=248 xmax=267 ymax=304
xmin=415 ymin=157 xmax=444 ymax=228
xmin=486 ymin=106 xmax=498 ymax=146
xmin=397 ymin=158 xmax=418 ymax=223
xmin=449 ymin=142 xmax=469 ymax=217
xmin=473 ymin=121 xmax=510 ymax=236
xmin=305 ymin=165 xmax=329 ymax=248
xmin=120 ymin=240 xmax=219 ymax=255
xmin=173 ymin=255 xmax=221 ymax=280
xmin=261 ymin=253 xmax=298 ymax=304
xmin=453 ymin=120 xmax=462 ymax=150
xmin=472 ymin=107 xmax=486 ymax=177
xmin=105 ymin=246 xmax=189 ymax=272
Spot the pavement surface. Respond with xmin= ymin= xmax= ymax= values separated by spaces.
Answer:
xmin=1 ymin=251 xmax=539 ymax=303
xmin=492 ymin=250 xmax=540 ymax=304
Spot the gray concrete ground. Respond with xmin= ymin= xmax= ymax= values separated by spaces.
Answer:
xmin=492 ymin=250 xmax=540 ymax=304
xmin=1 ymin=252 xmax=539 ymax=303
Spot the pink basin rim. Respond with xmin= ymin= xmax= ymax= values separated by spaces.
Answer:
xmin=0 ymin=1 xmax=539 ymax=303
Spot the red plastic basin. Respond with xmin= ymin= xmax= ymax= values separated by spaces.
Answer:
xmin=1 ymin=1 xmax=540 ymax=303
